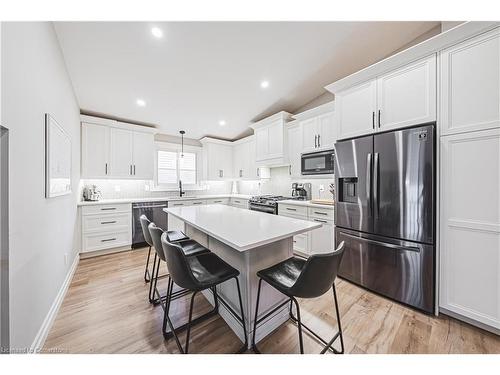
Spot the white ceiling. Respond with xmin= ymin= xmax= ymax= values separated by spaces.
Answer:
xmin=54 ymin=21 xmax=440 ymax=140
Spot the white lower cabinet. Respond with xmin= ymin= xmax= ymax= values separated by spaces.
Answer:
xmin=278 ymin=203 xmax=334 ymax=257
xmin=81 ymin=203 xmax=132 ymax=253
xmin=439 ymin=128 xmax=500 ymax=330
xmin=229 ymin=197 xmax=249 ymax=209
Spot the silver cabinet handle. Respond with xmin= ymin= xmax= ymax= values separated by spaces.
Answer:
xmin=257 ymin=168 xmax=260 ymax=177
xmin=101 ymin=207 xmax=116 ymax=211
xmin=378 ymin=109 xmax=381 ymax=128
xmin=286 ymin=207 xmax=297 ymax=211
xmin=314 ymin=219 xmax=328 ymax=223
xmin=213 ymin=200 xmax=222 ymax=203
xmin=130 ymin=165 xmax=133 ymax=175
xmin=289 ymin=165 xmax=292 ymax=175
xmin=239 ymin=170 xmax=243 ymax=178
xmin=133 ymin=165 xmax=136 ymax=175
xmin=313 ymin=211 xmax=328 ymax=215
xmin=101 ymin=238 xmax=116 ymax=242
xmin=314 ymin=134 xmax=317 ymax=148
xmin=317 ymin=134 xmax=321 ymax=147
xmin=173 ymin=203 xmax=184 ymax=206
xmin=105 ymin=163 xmax=108 ymax=175
xmin=219 ymin=169 xmax=223 ymax=178
xmin=101 ymin=221 xmax=117 ymax=224
xmin=193 ymin=202 xmax=203 ymax=205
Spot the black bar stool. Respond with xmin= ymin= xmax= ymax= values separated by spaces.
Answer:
xmin=140 ymin=214 xmax=187 ymax=284
xmin=161 ymin=233 xmax=247 ymax=354
xmin=252 ymin=241 xmax=346 ymax=354
xmin=147 ymin=222 xmax=208 ymax=306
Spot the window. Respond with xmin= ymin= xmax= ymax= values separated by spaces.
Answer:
xmin=155 ymin=143 xmax=200 ymax=189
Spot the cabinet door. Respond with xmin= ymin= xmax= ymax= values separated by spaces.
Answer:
xmin=317 ymin=111 xmax=336 ymax=149
xmin=267 ymin=120 xmax=284 ymax=158
xmin=336 ymin=80 xmax=377 ymax=140
xmin=245 ymin=138 xmax=259 ymax=179
xmin=110 ymin=128 xmax=134 ymax=178
xmin=219 ymin=144 xmax=233 ymax=178
xmin=255 ymin=127 xmax=268 ymax=161
xmin=440 ymin=129 xmax=500 ymax=329
xmin=233 ymin=142 xmax=244 ymax=178
xmin=441 ymin=28 xmax=500 ymax=135
xmin=377 ymin=55 xmax=436 ymax=132
xmin=132 ymin=132 xmax=154 ymax=179
xmin=309 ymin=219 xmax=334 ymax=255
xmin=300 ymin=117 xmax=318 ymax=153
xmin=288 ymin=125 xmax=302 ymax=177
xmin=82 ymin=123 xmax=109 ymax=178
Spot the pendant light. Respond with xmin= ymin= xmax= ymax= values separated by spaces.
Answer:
xmin=179 ymin=130 xmax=185 ymax=158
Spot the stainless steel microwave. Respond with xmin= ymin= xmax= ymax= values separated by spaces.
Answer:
xmin=301 ymin=149 xmax=335 ymax=175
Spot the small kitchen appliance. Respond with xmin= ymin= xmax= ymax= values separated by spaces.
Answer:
xmin=301 ymin=149 xmax=335 ymax=175
xmin=291 ymin=182 xmax=312 ymax=200
xmin=82 ymin=185 xmax=102 ymax=201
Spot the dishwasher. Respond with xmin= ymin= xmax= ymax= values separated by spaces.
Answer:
xmin=132 ymin=201 xmax=168 ymax=248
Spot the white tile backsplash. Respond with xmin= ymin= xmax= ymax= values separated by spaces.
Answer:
xmin=80 ymin=167 xmax=334 ymax=201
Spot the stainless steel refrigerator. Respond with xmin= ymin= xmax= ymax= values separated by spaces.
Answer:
xmin=334 ymin=124 xmax=435 ymax=313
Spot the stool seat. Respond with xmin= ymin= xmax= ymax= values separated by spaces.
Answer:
xmin=256 ymin=257 xmax=306 ymax=296
xmin=177 ymin=239 xmax=210 ymax=257
xmin=166 ymin=230 xmax=188 ymax=243
xmin=188 ymin=253 xmax=239 ymax=290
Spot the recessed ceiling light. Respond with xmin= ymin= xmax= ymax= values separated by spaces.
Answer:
xmin=260 ymin=80 xmax=270 ymax=89
xmin=219 ymin=120 xmax=226 ymax=126
xmin=136 ymin=99 xmax=146 ymax=107
xmin=151 ymin=27 xmax=163 ymax=39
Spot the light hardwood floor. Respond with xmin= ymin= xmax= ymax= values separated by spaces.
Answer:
xmin=43 ymin=248 xmax=500 ymax=354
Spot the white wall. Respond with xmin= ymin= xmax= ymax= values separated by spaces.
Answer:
xmin=2 ymin=22 xmax=81 ymax=350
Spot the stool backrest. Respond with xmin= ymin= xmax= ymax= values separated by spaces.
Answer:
xmin=291 ymin=241 xmax=345 ymax=298
xmin=148 ymin=223 xmax=166 ymax=262
xmin=139 ymin=214 xmax=153 ymax=247
xmin=161 ymin=232 xmax=198 ymax=290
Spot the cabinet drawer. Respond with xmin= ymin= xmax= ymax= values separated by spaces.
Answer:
xmin=82 ymin=230 xmax=131 ymax=252
xmin=279 ymin=204 xmax=307 ymax=217
xmin=230 ymin=198 xmax=248 ymax=208
xmin=82 ymin=212 xmax=131 ymax=233
xmin=82 ymin=203 xmax=131 ymax=215
xmin=206 ymin=198 xmax=230 ymax=205
xmin=308 ymin=206 xmax=334 ymax=221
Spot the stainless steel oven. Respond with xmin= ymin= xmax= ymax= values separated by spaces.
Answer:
xmin=301 ymin=149 xmax=335 ymax=175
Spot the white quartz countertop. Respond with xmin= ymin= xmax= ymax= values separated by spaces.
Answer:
xmin=77 ymin=194 xmax=253 ymax=206
xmin=279 ymin=199 xmax=334 ymax=209
xmin=164 ymin=204 xmax=321 ymax=252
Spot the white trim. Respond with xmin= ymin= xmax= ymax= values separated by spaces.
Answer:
xmin=30 ymin=254 xmax=79 ymax=352
xmin=292 ymin=101 xmax=335 ymax=121
xmin=80 ymin=115 xmax=157 ymax=134
xmin=249 ymin=111 xmax=293 ymax=130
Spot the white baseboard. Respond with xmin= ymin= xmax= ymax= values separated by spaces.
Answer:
xmin=30 ymin=254 xmax=79 ymax=352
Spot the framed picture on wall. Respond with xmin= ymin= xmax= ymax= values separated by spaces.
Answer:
xmin=45 ymin=114 xmax=72 ymax=198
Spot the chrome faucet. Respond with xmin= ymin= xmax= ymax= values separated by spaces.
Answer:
xmin=179 ymin=180 xmax=186 ymax=197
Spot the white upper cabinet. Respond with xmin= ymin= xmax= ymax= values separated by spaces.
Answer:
xmin=287 ymin=121 xmax=302 ymax=178
xmin=110 ymin=127 xmax=134 ymax=178
xmin=377 ymin=55 xmax=436 ymax=131
xmin=200 ymin=138 xmax=233 ymax=180
xmin=81 ymin=116 xmax=156 ymax=180
xmin=335 ymin=80 xmax=377 ymax=139
xmin=335 ymin=55 xmax=436 ymax=139
xmin=440 ymin=28 xmax=500 ymax=135
xmin=132 ymin=131 xmax=155 ymax=179
xmin=251 ymin=111 xmax=292 ymax=166
xmin=82 ymin=122 xmax=110 ymax=178
xmin=294 ymin=101 xmax=336 ymax=154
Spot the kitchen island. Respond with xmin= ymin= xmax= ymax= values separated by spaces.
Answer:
xmin=163 ymin=204 xmax=321 ymax=348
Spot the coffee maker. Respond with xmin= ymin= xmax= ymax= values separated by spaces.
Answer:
xmin=82 ymin=184 xmax=102 ymax=201
xmin=291 ymin=182 xmax=311 ymax=201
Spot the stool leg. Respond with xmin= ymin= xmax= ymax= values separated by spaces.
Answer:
xmin=184 ymin=291 xmax=198 ymax=354
xmin=291 ymin=297 xmax=304 ymax=354
xmin=148 ymin=253 xmax=157 ymax=303
xmin=332 ymin=283 xmax=344 ymax=354
xmin=234 ymin=277 xmax=247 ymax=353
xmin=144 ymin=246 xmax=152 ymax=283
xmin=251 ymin=278 xmax=263 ymax=353
xmin=149 ymin=254 xmax=160 ymax=304
xmin=162 ymin=277 xmax=173 ymax=337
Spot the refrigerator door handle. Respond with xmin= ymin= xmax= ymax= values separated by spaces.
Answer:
xmin=339 ymin=232 xmax=421 ymax=253
xmin=374 ymin=152 xmax=379 ymax=218
xmin=366 ymin=153 xmax=372 ymax=215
